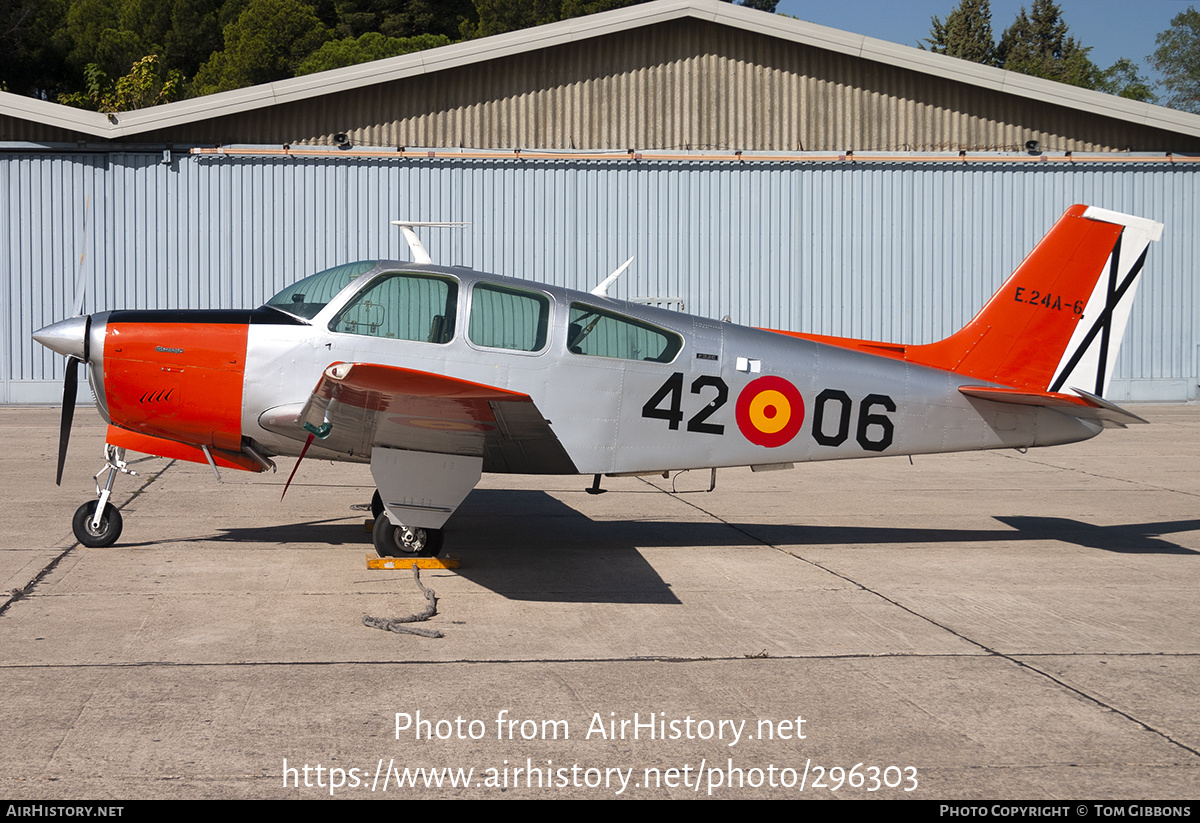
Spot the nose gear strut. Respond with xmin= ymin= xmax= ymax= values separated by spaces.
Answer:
xmin=71 ymin=444 xmax=146 ymax=547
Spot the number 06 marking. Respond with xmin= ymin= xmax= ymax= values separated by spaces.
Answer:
xmin=812 ymin=389 xmax=896 ymax=452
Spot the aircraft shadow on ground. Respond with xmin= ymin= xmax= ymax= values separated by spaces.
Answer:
xmin=116 ymin=491 xmax=1200 ymax=603
xmin=992 ymin=516 xmax=1200 ymax=555
xmin=737 ymin=518 xmax=1200 ymax=556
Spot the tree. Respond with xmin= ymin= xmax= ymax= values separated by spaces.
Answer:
xmin=922 ymin=0 xmax=995 ymax=65
xmin=296 ymin=31 xmax=449 ymax=75
xmin=0 ymin=0 xmax=70 ymax=97
xmin=996 ymin=0 xmax=1102 ymax=88
xmin=59 ymin=53 xmax=183 ymax=112
xmin=63 ymin=0 xmax=152 ymax=82
xmin=921 ymin=0 xmax=1155 ymax=102
xmin=1099 ymin=57 xmax=1155 ymax=103
xmin=724 ymin=0 xmax=778 ymax=10
xmin=160 ymin=0 xmax=227 ymax=82
xmin=332 ymin=0 xmax=476 ymax=40
xmin=463 ymin=0 xmax=655 ymax=40
xmin=464 ymin=0 xmax=562 ymax=39
xmin=191 ymin=0 xmax=333 ymax=95
xmin=1151 ymin=6 xmax=1200 ymax=113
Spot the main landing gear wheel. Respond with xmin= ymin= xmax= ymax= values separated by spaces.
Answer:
xmin=72 ymin=500 xmax=123 ymax=548
xmin=372 ymin=512 xmax=444 ymax=558
xmin=371 ymin=489 xmax=384 ymax=520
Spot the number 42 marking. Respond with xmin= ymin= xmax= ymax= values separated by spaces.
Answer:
xmin=641 ymin=372 xmax=728 ymax=435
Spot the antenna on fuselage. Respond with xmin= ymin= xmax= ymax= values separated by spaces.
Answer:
xmin=390 ymin=221 xmax=469 ymax=265
xmin=590 ymin=255 xmax=635 ymax=297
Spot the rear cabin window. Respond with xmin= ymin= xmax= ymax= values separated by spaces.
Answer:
xmin=567 ymin=304 xmax=682 ymax=363
xmin=329 ymin=272 xmax=458 ymax=343
xmin=468 ymin=283 xmax=550 ymax=352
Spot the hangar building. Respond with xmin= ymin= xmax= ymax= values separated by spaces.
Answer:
xmin=2 ymin=0 xmax=1197 ymax=403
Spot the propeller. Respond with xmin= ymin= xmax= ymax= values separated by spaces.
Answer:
xmin=54 ymin=316 xmax=91 ymax=485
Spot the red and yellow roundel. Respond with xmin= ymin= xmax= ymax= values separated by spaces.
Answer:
xmin=735 ymin=376 xmax=805 ymax=448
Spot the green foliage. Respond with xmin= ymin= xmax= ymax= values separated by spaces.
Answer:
xmin=732 ymin=0 xmax=779 ymax=10
xmin=191 ymin=0 xmax=333 ymax=95
xmin=923 ymin=0 xmax=995 ymax=65
xmin=464 ymin=0 xmax=562 ymax=39
xmin=296 ymin=31 xmax=450 ymax=75
xmin=463 ymin=0 xmax=653 ymax=39
xmin=0 ymin=0 xmax=70 ymax=97
xmin=925 ymin=0 xmax=1155 ymax=101
xmin=1151 ymin=6 xmax=1200 ymax=113
xmin=996 ymin=0 xmax=1102 ymax=88
xmin=64 ymin=0 xmax=150 ymax=80
xmin=332 ymin=0 xmax=476 ymax=40
xmin=114 ymin=53 xmax=184 ymax=108
xmin=58 ymin=53 xmax=183 ymax=111
xmin=57 ymin=63 xmax=109 ymax=110
xmin=1099 ymin=57 xmax=1155 ymax=103
xmin=161 ymin=0 xmax=227 ymax=80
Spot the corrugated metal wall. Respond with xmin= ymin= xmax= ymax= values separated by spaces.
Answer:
xmin=3 ymin=150 xmax=1196 ymax=403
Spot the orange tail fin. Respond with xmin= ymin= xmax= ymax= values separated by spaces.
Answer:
xmin=910 ymin=204 xmax=1161 ymax=395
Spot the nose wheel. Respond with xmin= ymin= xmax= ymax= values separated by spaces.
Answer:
xmin=72 ymin=500 xmax=123 ymax=547
xmin=372 ymin=512 xmax=443 ymax=558
xmin=71 ymin=444 xmax=142 ymax=548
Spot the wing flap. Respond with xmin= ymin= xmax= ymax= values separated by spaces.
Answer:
xmin=292 ymin=362 xmax=576 ymax=473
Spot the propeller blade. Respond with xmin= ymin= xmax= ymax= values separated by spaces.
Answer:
xmin=56 ymin=360 xmax=78 ymax=486
xmin=54 ymin=315 xmax=90 ymax=486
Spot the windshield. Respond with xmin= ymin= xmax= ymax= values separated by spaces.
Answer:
xmin=264 ymin=261 xmax=378 ymax=320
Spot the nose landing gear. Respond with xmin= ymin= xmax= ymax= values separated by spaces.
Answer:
xmin=71 ymin=444 xmax=138 ymax=547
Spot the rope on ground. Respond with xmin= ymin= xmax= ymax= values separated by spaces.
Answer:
xmin=363 ymin=563 xmax=444 ymax=638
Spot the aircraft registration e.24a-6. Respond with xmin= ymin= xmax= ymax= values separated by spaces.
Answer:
xmin=34 ymin=205 xmax=1161 ymax=557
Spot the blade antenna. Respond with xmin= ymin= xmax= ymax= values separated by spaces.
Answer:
xmin=390 ymin=221 xmax=469 ymax=265
xmin=591 ymin=256 xmax=635 ymax=297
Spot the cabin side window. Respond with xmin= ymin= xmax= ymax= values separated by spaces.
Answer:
xmin=329 ymin=272 xmax=458 ymax=343
xmin=468 ymin=283 xmax=550 ymax=352
xmin=567 ymin=304 xmax=682 ymax=363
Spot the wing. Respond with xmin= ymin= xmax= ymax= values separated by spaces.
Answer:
xmin=266 ymin=362 xmax=577 ymax=474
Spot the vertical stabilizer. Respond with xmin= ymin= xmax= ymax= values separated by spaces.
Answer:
xmin=909 ymin=205 xmax=1162 ymax=397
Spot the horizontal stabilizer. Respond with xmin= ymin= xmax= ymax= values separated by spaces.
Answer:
xmin=959 ymin=385 xmax=1147 ymax=428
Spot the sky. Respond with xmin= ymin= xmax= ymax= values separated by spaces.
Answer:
xmin=773 ymin=0 xmax=1192 ymax=90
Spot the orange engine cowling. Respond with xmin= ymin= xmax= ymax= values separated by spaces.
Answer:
xmin=102 ymin=313 xmax=248 ymax=453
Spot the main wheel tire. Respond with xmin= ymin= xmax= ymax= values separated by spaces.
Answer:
xmin=371 ymin=489 xmax=384 ymax=520
xmin=72 ymin=500 xmax=123 ymax=548
xmin=372 ymin=512 xmax=443 ymax=558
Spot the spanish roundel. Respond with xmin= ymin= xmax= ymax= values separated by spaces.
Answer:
xmin=735 ymin=376 xmax=805 ymax=448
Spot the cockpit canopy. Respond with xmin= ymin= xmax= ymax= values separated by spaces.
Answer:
xmin=263 ymin=261 xmax=683 ymax=363
xmin=264 ymin=261 xmax=377 ymax=320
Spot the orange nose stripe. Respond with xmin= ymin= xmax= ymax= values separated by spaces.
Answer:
xmin=104 ymin=322 xmax=247 ymax=449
